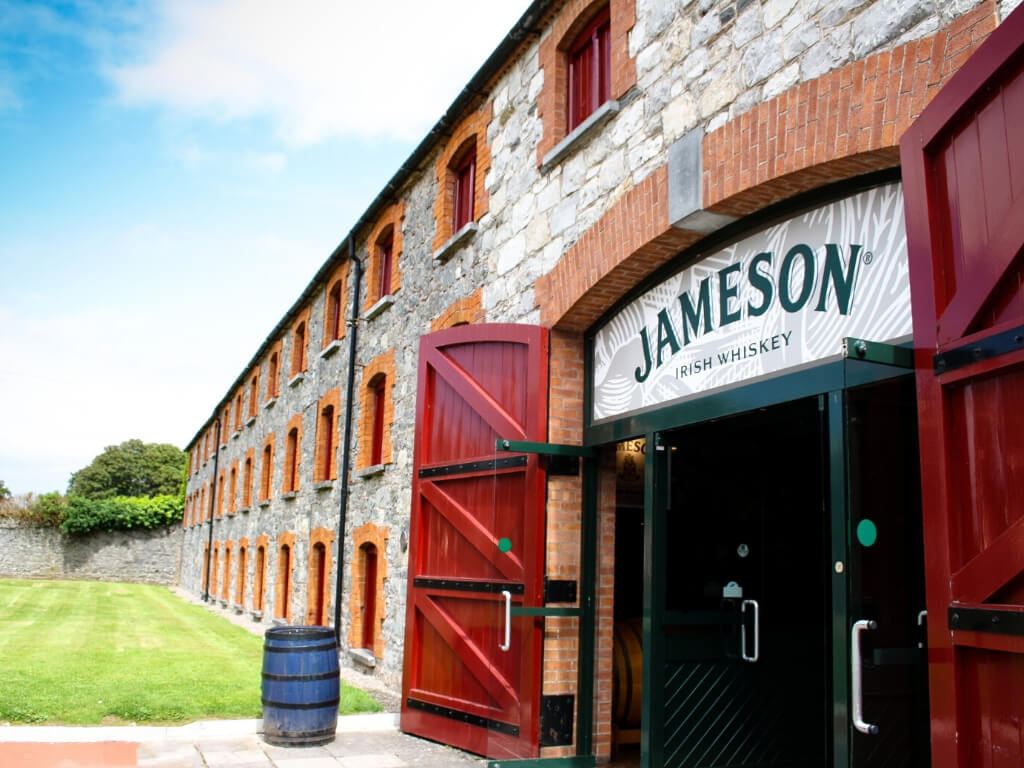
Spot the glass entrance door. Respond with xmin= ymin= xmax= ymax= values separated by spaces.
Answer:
xmin=655 ymin=397 xmax=832 ymax=767
xmin=843 ymin=377 xmax=930 ymax=768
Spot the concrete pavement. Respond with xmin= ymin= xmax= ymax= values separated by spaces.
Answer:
xmin=0 ymin=714 xmax=489 ymax=768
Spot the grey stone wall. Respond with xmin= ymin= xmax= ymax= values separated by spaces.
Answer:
xmin=181 ymin=0 xmax=1020 ymax=696
xmin=0 ymin=518 xmax=182 ymax=584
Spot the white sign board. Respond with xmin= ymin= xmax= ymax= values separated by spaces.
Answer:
xmin=592 ymin=183 xmax=910 ymax=423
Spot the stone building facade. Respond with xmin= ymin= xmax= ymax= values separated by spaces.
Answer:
xmin=182 ymin=0 xmax=1023 ymax=764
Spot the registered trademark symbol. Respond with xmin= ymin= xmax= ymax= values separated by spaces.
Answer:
xmin=862 ymin=251 xmax=874 ymax=264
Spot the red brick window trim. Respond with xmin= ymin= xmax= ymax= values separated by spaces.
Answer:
xmin=275 ymin=531 xmax=296 ymax=621
xmin=536 ymin=0 xmax=635 ymax=166
xmin=242 ymin=448 xmax=255 ymax=508
xmin=364 ymin=202 xmax=404 ymax=311
xmin=216 ymin=470 xmax=225 ymax=516
xmin=306 ymin=527 xmax=335 ymax=627
xmin=356 ymin=350 xmax=396 ymax=471
xmin=202 ymin=543 xmax=210 ymax=592
xmin=322 ymin=262 xmax=349 ymax=349
xmin=377 ymin=230 xmax=394 ymax=300
xmin=266 ymin=343 xmax=282 ymax=401
xmin=348 ymin=522 xmax=389 ymax=659
xmin=248 ymin=372 xmax=260 ymax=419
xmin=221 ymin=541 xmax=232 ymax=600
xmin=253 ymin=533 xmax=269 ymax=612
xmin=260 ymin=433 xmax=276 ymax=502
xmin=211 ymin=543 xmax=220 ymax=596
xmin=432 ymin=104 xmax=492 ymax=253
xmin=370 ymin=376 xmax=386 ymax=467
xmin=282 ymin=413 xmax=303 ymax=495
xmin=568 ymin=6 xmax=611 ymax=132
xmin=290 ymin=322 xmax=307 ymax=377
xmin=221 ymin=407 xmax=230 ymax=445
xmin=314 ymin=388 xmax=341 ymax=483
xmin=233 ymin=392 xmax=243 ymax=433
xmin=451 ymin=141 xmax=477 ymax=232
xmin=431 ymin=290 xmax=485 ymax=331
xmin=228 ymin=461 xmax=238 ymax=514
xmin=236 ymin=538 xmax=248 ymax=606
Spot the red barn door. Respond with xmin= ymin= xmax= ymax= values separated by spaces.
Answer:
xmin=901 ymin=6 xmax=1024 ymax=767
xmin=401 ymin=324 xmax=547 ymax=760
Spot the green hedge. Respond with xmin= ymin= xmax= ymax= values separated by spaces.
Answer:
xmin=61 ymin=494 xmax=183 ymax=535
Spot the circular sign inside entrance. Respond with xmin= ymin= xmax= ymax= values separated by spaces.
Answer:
xmin=498 ymin=537 xmax=512 ymax=553
xmin=857 ymin=519 xmax=878 ymax=547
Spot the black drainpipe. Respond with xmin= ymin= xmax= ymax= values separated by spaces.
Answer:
xmin=334 ymin=237 xmax=362 ymax=641
xmin=203 ymin=417 xmax=223 ymax=602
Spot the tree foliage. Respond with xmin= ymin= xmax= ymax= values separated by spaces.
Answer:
xmin=0 ymin=479 xmax=9 ymax=499
xmin=68 ymin=440 xmax=186 ymax=500
xmin=61 ymin=494 xmax=183 ymax=535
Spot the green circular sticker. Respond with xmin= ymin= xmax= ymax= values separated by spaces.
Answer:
xmin=498 ymin=537 xmax=512 ymax=553
xmin=857 ymin=519 xmax=878 ymax=548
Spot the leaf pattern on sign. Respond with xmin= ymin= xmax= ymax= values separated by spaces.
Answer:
xmin=592 ymin=183 xmax=910 ymax=422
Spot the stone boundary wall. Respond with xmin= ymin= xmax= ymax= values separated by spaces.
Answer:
xmin=0 ymin=518 xmax=182 ymax=585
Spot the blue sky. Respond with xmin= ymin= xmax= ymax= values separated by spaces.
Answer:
xmin=0 ymin=0 xmax=530 ymax=495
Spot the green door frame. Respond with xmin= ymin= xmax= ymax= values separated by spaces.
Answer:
xmin=582 ymin=354 xmax=913 ymax=768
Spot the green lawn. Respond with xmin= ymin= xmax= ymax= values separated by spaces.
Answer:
xmin=0 ymin=579 xmax=380 ymax=725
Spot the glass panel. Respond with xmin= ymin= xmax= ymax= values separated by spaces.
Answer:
xmin=657 ymin=397 xmax=831 ymax=767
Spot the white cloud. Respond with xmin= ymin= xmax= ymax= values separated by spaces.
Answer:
xmin=106 ymin=0 xmax=530 ymax=146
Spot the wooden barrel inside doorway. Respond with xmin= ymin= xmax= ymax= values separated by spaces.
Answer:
xmin=613 ymin=619 xmax=642 ymax=744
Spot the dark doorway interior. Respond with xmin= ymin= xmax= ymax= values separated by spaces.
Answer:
xmin=660 ymin=397 xmax=831 ymax=767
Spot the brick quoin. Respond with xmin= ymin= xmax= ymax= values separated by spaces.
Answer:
xmin=433 ymin=102 xmax=493 ymax=253
xmin=430 ymin=289 xmax=486 ymax=332
xmin=536 ymin=0 xmax=636 ymax=166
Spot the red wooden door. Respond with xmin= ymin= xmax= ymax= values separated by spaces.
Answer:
xmin=401 ymin=324 xmax=548 ymax=759
xmin=901 ymin=6 xmax=1024 ymax=767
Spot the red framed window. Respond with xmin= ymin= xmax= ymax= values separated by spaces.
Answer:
xmin=253 ymin=546 xmax=265 ymax=611
xmin=260 ymin=445 xmax=272 ymax=500
xmin=327 ymin=281 xmax=343 ymax=342
xmin=290 ymin=323 xmax=306 ymax=376
xmin=452 ymin=148 xmax=476 ymax=232
xmin=284 ymin=428 xmax=299 ymax=493
xmin=319 ymin=405 xmax=335 ymax=482
xmin=248 ymin=373 xmax=259 ymax=418
xmin=370 ymin=377 xmax=386 ymax=466
xmin=234 ymin=394 xmax=242 ymax=432
xmin=311 ymin=543 xmax=327 ymax=626
xmin=276 ymin=545 xmax=291 ymax=620
xmin=267 ymin=353 xmax=279 ymax=400
xmin=361 ymin=543 xmax=378 ymax=650
xmin=568 ymin=8 xmax=611 ymax=132
xmin=378 ymin=234 xmax=394 ymax=299
xmin=243 ymin=458 xmax=253 ymax=508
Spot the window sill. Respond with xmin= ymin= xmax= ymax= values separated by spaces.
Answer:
xmin=258 ymin=499 xmax=271 ymax=508
xmin=250 ymin=610 xmax=263 ymax=621
xmin=237 ymin=506 xmax=251 ymax=514
xmin=320 ymin=339 xmax=343 ymax=359
xmin=541 ymin=99 xmax=621 ymax=173
xmin=227 ymin=509 xmax=237 ymax=517
xmin=288 ymin=372 xmax=305 ymax=388
xmin=313 ymin=480 xmax=334 ymax=491
xmin=231 ymin=431 xmax=240 ymax=440
xmin=354 ymin=463 xmax=386 ymax=480
xmin=246 ymin=416 xmax=256 ymax=427
xmin=218 ymin=598 xmax=228 ymax=608
xmin=231 ymin=603 xmax=243 ymax=614
xmin=271 ymin=617 xmax=289 ymax=627
xmin=349 ymin=648 xmax=377 ymax=668
xmin=264 ymin=397 xmax=277 ymax=410
xmin=432 ymin=222 xmax=478 ymax=263
xmin=364 ymin=294 xmax=395 ymax=321
xmin=281 ymin=491 xmax=298 ymax=500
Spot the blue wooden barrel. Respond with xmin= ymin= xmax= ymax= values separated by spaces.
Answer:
xmin=262 ymin=626 xmax=339 ymax=746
